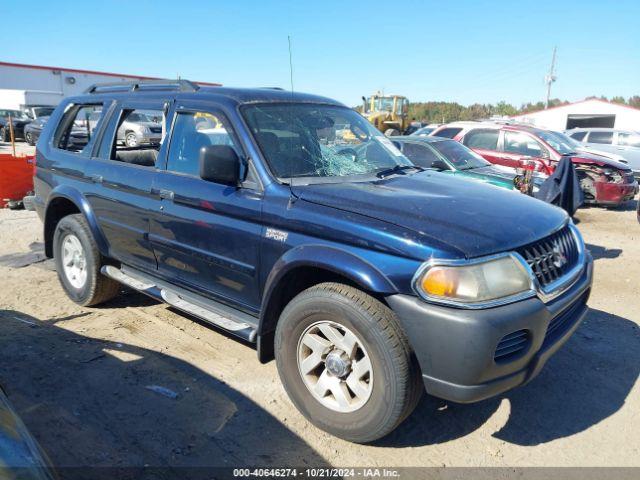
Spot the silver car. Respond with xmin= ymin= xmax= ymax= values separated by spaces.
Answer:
xmin=117 ymin=111 xmax=162 ymax=147
xmin=566 ymin=128 xmax=640 ymax=179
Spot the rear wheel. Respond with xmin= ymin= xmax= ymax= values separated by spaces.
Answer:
xmin=275 ymin=283 xmax=422 ymax=443
xmin=53 ymin=214 xmax=120 ymax=306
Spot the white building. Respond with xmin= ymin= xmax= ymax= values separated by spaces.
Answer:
xmin=0 ymin=61 xmax=219 ymax=107
xmin=512 ymin=98 xmax=640 ymax=131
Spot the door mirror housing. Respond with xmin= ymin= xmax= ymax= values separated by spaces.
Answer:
xmin=431 ymin=159 xmax=449 ymax=171
xmin=199 ymin=145 xmax=241 ymax=185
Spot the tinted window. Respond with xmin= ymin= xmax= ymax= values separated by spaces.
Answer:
xmin=618 ymin=132 xmax=640 ymax=148
xmin=463 ymin=129 xmax=499 ymax=150
xmin=400 ymin=142 xmax=441 ymax=168
xmin=587 ymin=131 xmax=613 ymax=144
xmin=431 ymin=140 xmax=490 ymax=169
xmin=167 ymin=111 xmax=238 ymax=176
xmin=504 ymin=131 xmax=545 ymax=157
xmin=569 ymin=131 xmax=587 ymax=141
xmin=55 ymin=104 xmax=104 ymax=154
xmin=433 ymin=127 xmax=462 ymax=139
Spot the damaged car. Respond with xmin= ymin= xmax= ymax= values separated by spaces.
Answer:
xmin=431 ymin=123 xmax=638 ymax=206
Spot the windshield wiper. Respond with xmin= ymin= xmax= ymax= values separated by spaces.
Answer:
xmin=376 ymin=164 xmax=424 ymax=178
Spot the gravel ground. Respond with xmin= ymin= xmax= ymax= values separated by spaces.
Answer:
xmin=0 ymin=202 xmax=638 ymax=476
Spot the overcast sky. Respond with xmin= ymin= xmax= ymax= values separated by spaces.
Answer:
xmin=3 ymin=0 xmax=639 ymax=107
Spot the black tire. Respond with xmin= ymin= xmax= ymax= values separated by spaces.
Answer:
xmin=53 ymin=214 xmax=120 ymax=306
xmin=25 ymin=131 xmax=34 ymax=146
xmin=275 ymin=282 xmax=422 ymax=443
xmin=0 ymin=127 xmax=7 ymax=142
xmin=384 ymin=128 xmax=400 ymax=137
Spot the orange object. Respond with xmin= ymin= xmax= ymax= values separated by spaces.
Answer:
xmin=421 ymin=267 xmax=459 ymax=297
xmin=0 ymin=153 xmax=35 ymax=208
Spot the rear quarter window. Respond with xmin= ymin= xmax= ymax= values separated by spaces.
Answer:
xmin=54 ymin=104 xmax=106 ymax=155
xmin=568 ymin=131 xmax=587 ymax=142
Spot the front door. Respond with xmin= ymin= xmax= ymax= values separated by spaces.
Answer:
xmin=149 ymin=103 xmax=263 ymax=313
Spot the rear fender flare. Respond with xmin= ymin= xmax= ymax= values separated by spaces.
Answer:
xmin=45 ymin=186 xmax=109 ymax=257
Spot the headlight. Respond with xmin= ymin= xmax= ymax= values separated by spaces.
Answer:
xmin=414 ymin=255 xmax=533 ymax=307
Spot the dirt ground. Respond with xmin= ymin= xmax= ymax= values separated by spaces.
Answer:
xmin=0 ymin=200 xmax=638 ymax=476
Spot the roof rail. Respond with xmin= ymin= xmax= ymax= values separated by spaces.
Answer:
xmin=85 ymin=79 xmax=200 ymax=94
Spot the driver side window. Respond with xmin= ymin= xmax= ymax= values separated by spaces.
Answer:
xmin=167 ymin=111 xmax=239 ymax=176
xmin=503 ymin=131 xmax=546 ymax=157
xmin=400 ymin=142 xmax=441 ymax=169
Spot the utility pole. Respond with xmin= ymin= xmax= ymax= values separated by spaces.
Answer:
xmin=545 ymin=46 xmax=557 ymax=109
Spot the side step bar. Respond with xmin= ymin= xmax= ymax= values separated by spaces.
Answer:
xmin=101 ymin=265 xmax=258 ymax=342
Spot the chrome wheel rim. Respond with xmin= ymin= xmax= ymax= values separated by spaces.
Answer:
xmin=297 ymin=320 xmax=373 ymax=413
xmin=61 ymin=234 xmax=87 ymax=289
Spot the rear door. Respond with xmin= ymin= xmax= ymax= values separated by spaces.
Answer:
xmin=149 ymin=101 xmax=264 ymax=313
xmin=84 ymin=99 xmax=166 ymax=270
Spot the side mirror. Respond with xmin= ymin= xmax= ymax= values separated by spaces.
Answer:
xmin=199 ymin=145 xmax=241 ymax=185
xmin=431 ymin=159 xmax=449 ymax=171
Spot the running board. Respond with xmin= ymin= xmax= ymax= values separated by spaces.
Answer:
xmin=101 ymin=265 xmax=257 ymax=342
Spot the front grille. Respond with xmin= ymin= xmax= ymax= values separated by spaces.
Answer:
xmin=149 ymin=126 xmax=162 ymax=134
xmin=515 ymin=226 xmax=579 ymax=288
xmin=495 ymin=329 xmax=530 ymax=362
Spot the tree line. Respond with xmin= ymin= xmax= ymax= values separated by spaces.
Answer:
xmin=406 ymin=95 xmax=640 ymax=124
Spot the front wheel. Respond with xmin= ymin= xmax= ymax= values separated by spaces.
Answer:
xmin=0 ymin=127 xmax=8 ymax=142
xmin=384 ymin=128 xmax=400 ymax=137
xmin=275 ymin=283 xmax=422 ymax=443
xmin=25 ymin=131 xmax=34 ymax=145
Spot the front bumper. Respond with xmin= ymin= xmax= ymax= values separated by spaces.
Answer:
xmin=138 ymin=133 xmax=162 ymax=145
xmin=592 ymin=179 xmax=638 ymax=205
xmin=386 ymin=253 xmax=593 ymax=404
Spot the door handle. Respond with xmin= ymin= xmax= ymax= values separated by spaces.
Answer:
xmin=159 ymin=189 xmax=175 ymax=200
xmin=88 ymin=174 xmax=103 ymax=184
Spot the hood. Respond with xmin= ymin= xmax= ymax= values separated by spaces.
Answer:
xmin=569 ymin=152 xmax=631 ymax=171
xmin=296 ymin=171 xmax=568 ymax=258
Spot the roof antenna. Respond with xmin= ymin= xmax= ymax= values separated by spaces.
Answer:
xmin=287 ymin=35 xmax=295 ymax=195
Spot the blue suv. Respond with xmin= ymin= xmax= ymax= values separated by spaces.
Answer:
xmin=31 ymin=80 xmax=593 ymax=442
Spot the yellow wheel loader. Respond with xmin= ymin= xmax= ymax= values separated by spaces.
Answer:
xmin=361 ymin=93 xmax=410 ymax=136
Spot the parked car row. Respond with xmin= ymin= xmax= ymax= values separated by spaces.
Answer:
xmin=566 ymin=128 xmax=640 ymax=179
xmin=430 ymin=122 xmax=638 ymax=207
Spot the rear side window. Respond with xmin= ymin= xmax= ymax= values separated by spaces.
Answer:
xmin=568 ymin=131 xmax=587 ymax=141
xmin=55 ymin=104 xmax=105 ymax=154
xmin=432 ymin=127 xmax=462 ymax=139
xmin=587 ymin=131 xmax=613 ymax=144
xmin=109 ymin=108 xmax=164 ymax=167
xmin=167 ymin=111 xmax=238 ymax=176
xmin=400 ymin=142 xmax=441 ymax=168
xmin=463 ymin=129 xmax=499 ymax=150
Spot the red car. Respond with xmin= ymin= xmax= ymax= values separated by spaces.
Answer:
xmin=431 ymin=122 xmax=638 ymax=206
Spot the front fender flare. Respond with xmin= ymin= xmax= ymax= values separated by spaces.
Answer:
xmin=259 ymin=245 xmax=398 ymax=333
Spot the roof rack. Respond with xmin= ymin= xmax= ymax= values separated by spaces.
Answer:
xmin=85 ymin=79 xmax=200 ymax=94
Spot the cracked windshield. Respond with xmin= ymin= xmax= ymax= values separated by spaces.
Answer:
xmin=242 ymin=104 xmax=414 ymax=179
